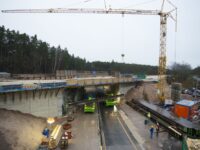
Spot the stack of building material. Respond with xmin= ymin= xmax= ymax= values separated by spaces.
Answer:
xmin=187 ymin=138 xmax=200 ymax=150
xmin=171 ymin=83 xmax=182 ymax=101
xmin=56 ymin=70 xmax=77 ymax=79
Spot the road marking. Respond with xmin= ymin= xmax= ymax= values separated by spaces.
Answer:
xmin=97 ymin=103 xmax=106 ymax=150
xmin=117 ymin=116 xmax=138 ymax=150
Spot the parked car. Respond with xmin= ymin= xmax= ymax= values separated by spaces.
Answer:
xmin=193 ymin=90 xmax=200 ymax=97
xmin=187 ymin=88 xmax=196 ymax=95
xmin=182 ymin=89 xmax=188 ymax=94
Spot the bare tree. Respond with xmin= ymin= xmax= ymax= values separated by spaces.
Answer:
xmin=170 ymin=62 xmax=192 ymax=83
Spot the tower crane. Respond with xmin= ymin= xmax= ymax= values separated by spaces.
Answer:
xmin=1 ymin=0 xmax=177 ymax=103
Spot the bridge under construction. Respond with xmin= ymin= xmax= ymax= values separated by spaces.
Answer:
xmin=0 ymin=74 xmax=135 ymax=117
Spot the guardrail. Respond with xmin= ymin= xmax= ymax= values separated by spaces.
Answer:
xmin=0 ymin=82 xmax=67 ymax=93
xmin=97 ymin=101 xmax=106 ymax=150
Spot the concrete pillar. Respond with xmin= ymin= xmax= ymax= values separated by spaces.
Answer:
xmin=0 ymin=88 xmax=64 ymax=118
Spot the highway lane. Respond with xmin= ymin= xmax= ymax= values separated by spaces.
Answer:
xmin=99 ymin=103 xmax=136 ymax=150
xmin=69 ymin=106 xmax=100 ymax=150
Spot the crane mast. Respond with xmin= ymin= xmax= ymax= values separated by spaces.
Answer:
xmin=158 ymin=13 xmax=167 ymax=102
xmin=1 ymin=6 xmax=176 ymax=103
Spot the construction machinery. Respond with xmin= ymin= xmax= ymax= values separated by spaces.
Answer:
xmin=1 ymin=0 xmax=177 ymax=103
xmin=48 ymin=125 xmax=63 ymax=149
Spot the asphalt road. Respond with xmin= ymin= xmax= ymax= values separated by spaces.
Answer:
xmin=100 ymin=103 xmax=135 ymax=150
xmin=68 ymin=106 xmax=100 ymax=150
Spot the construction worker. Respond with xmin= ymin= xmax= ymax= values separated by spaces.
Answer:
xmin=144 ymin=119 xmax=148 ymax=125
xmin=156 ymin=122 xmax=160 ymax=136
xmin=42 ymin=128 xmax=49 ymax=138
xmin=149 ymin=125 xmax=154 ymax=139
xmin=147 ymin=112 xmax=151 ymax=118
xmin=146 ymin=112 xmax=151 ymax=125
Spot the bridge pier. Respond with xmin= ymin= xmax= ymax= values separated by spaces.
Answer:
xmin=0 ymin=89 xmax=64 ymax=117
xmin=63 ymin=87 xmax=84 ymax=115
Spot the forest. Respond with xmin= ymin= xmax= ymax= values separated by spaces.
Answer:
xmin=0 ymin=26 xmax=158 ymax=74
xmin=0 ymin=25 xmax=200 ymax=82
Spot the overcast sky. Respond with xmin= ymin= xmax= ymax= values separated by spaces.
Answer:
xmin=0 ymin=0 xmax=199 ymax=68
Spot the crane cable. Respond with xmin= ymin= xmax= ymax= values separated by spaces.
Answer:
xmin=121 ymin=14 xmax=125 ymax=63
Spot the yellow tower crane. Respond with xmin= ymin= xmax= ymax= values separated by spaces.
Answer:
xmin=1 ymin=0 xmax=177 ymax=103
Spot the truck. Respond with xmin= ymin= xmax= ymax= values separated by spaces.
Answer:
xmin=48 ymin=125 xmax=63 ymax=149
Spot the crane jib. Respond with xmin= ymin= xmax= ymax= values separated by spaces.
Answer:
xmin=2 ymin=8 xmax=161 ymax=16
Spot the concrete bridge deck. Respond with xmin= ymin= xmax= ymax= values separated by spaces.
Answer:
xmin=0 ymin=76 xmax=133 ymax=93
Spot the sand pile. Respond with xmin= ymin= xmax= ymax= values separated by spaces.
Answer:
xmin=0 ymin=109 xmax=46 ymax=150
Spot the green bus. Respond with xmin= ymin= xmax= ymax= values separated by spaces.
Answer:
xmin=84 ymin=97 xmax=95 ymax=113
xmin=105 ymin=94 xmax=117 ymax=107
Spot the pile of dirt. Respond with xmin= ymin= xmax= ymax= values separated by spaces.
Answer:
xmin=125 ymin=86 xmax=144 ymax=101
xmin=0 ymin=109 xmax=46 ymax=150
xmin=125 ymin=83 xmax=171 ymax=103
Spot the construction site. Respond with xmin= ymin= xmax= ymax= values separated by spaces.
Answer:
xmin=0 ymin=0 xmax=200 ymax=150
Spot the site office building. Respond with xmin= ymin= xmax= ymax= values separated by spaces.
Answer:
xmin=174 ymin=99 xmax=200 ymax=120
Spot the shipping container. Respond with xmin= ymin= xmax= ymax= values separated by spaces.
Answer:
xmin=175 ymin=104 xmax=190 ymax=119
xmin=175 ymin=99 xmax=199 ymax=120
